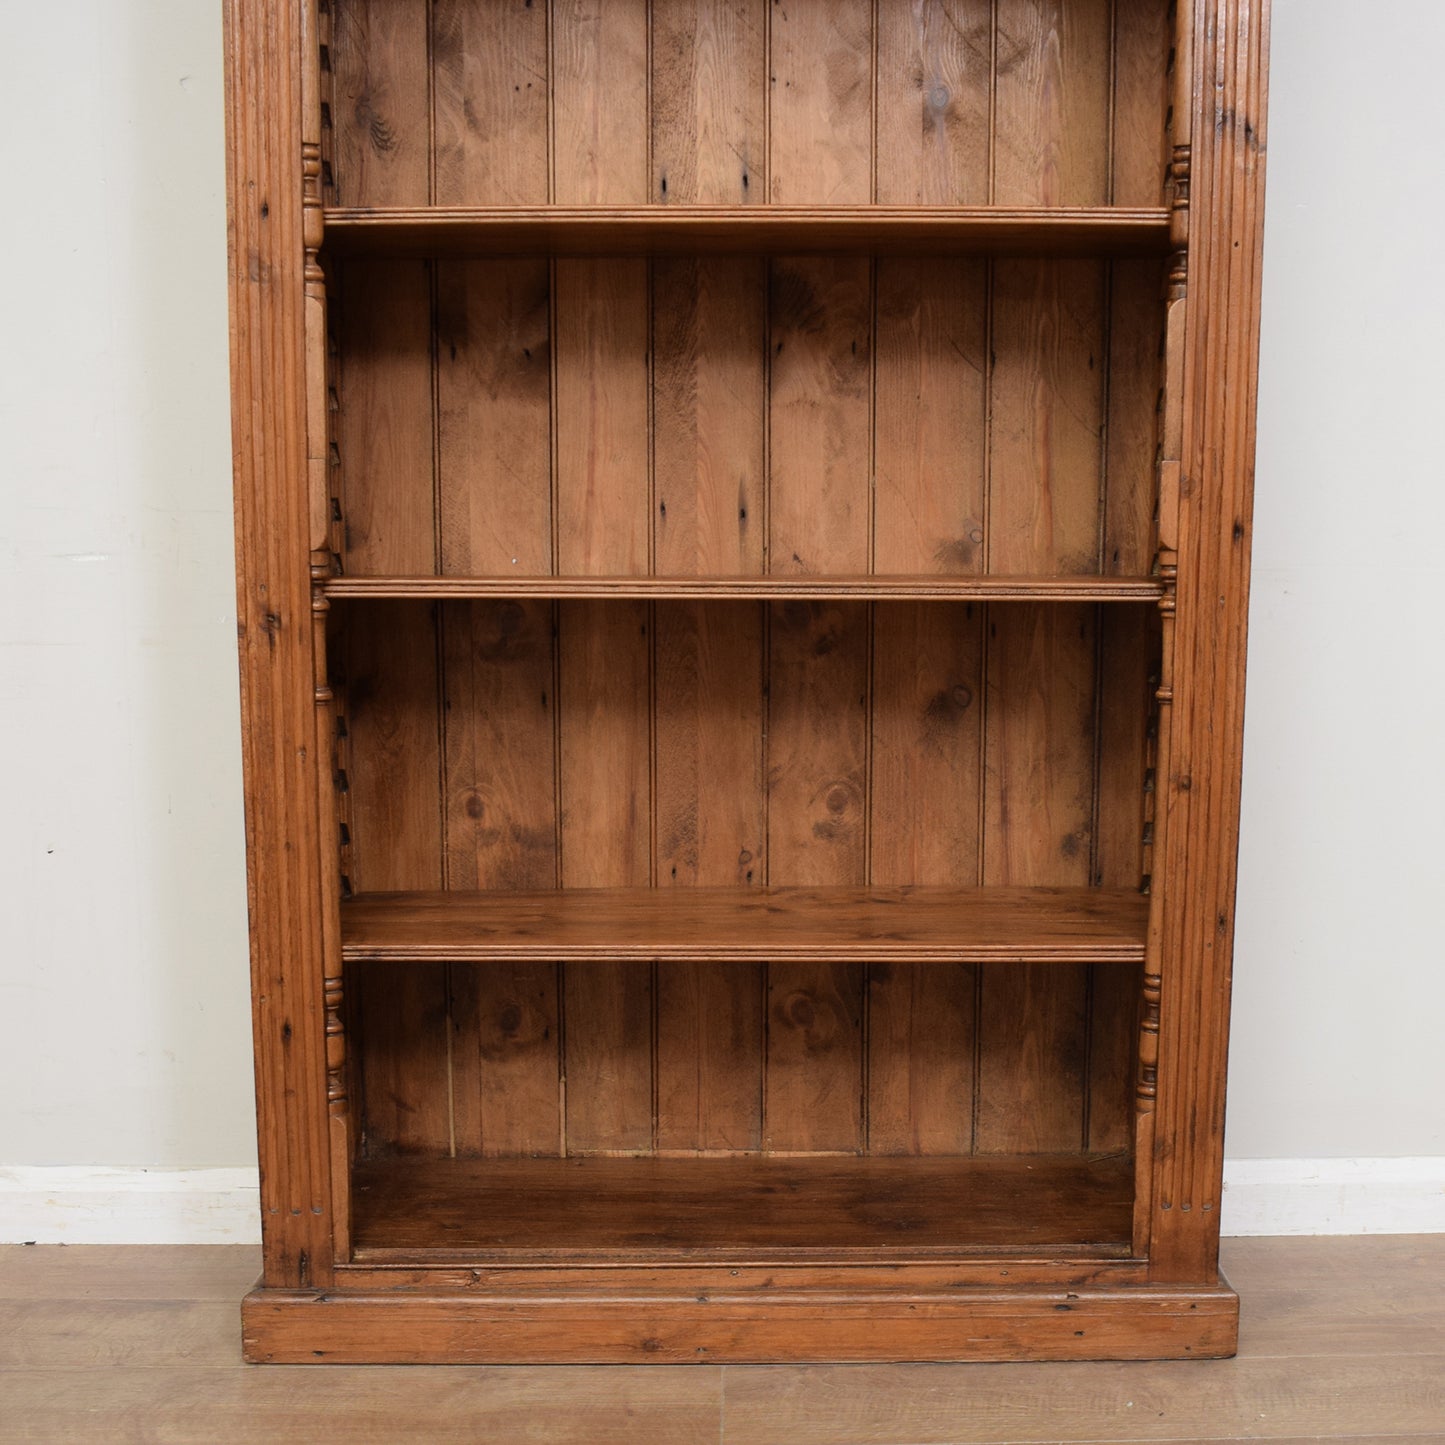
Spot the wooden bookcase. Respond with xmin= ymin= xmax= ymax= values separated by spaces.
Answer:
xmin=224 ymin=0 xmax=1269 ymax=1363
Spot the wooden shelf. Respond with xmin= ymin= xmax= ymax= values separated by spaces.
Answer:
xmin=350 ymin=1154 xmax=1135 ymax=1263
xmin=322 ymin=205 xmax=1172 ymax=257
xmin=340 ymin=886 xmax=1148 ymax=966
xmin=325 ymin=574 xmax=1163 ymax=603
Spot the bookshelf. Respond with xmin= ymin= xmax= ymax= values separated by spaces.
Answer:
xmin=225 ymin=0 xmax=1269 ymax=1363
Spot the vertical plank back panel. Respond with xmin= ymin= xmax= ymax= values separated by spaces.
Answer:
xmin=652 ymin=0 xmax=766 ymax=205
xmin=875 ymin=0 xmax=991 ymax=208
xmin=975 ymin=0 xmax=1114 ymax=1156
xmin=989 ymin=259 xmax=1107 ymax=576
xmin=651 ymin=0 xmax=769 ymax=1155
xmin=768 ymin=0 xmax=872 ymax=205
xmin=553 ymin=0 xmax=650 ymax=204
xmin=436 ymin=263 xmax=552 ymax=578
xmin=430 ymin=1 xmax=562 ymax=1162
xmin=432 ymin=0 xmax=548 ymax=206
xmin=326 ymin=0 xmax=1173 ymax=1169
xmin=444 ymin=598 xmax=561 ymax=1158
xmin=868 ymin=0 xmax=993 ymax=1156
xmin=767 ymin=260 xmax=873 ymax=575
xmin=343 ymin=601 xmax=448 ymax=1156
xmin=336 ymin=239 xmax=449 ymax=1158
xmin=330 ymin=0 xmax=430 ymax=206
xmin=1111 ymin=0 xmax=1171 ymax=208
xmin=761 ymin=0 xmax=875 ymax=1156
xmin=765 ymin=602 xmax=868 ymax=1153
xmin=557 ymin=594 xmax=653 ymax=1152
xmin=873 ymin=261 xmax=989 ymax=577
xmin=337 ymin=261 xmax=436 ymax=577
xmin=1103 ymin=260 xmax=1166 ymax=577
xmin=993 ymin=0 xmax=1110 ymax=207
xmin=868 ymin=604 xmax=982 ymax=1155
xmin=977 ymin=603 xmax=1096 ymax=1153
xmin=553 ymin=4 xmax=655 ymax=1155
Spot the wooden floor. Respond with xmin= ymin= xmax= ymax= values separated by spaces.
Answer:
xmin=1 ymin=1237 xmax=1442 ymax=1442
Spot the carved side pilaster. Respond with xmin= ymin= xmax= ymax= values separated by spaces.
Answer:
xmin=1148 ymin=0 xmax=1269 ymax=1284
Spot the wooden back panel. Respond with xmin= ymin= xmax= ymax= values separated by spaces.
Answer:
xmin=329 ymin=0 xmax=1168 ymax=1161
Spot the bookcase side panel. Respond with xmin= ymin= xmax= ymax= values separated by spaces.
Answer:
xmin=1149 ymin=0 xmax=1270 ymax=1285
xmin=224 ymin=0 xmax=336 ymax=1288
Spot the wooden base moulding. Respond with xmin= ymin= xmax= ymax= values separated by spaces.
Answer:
xmin=241 ymin=1280 xmax=1240 ymax=1365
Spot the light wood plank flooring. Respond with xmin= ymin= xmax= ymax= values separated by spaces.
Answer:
xmin=1 ymin=1236 xmax=1442 ymax=1442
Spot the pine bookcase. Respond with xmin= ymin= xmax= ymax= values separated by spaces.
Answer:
xmin=224 ymin=0 xmax=1269 ymax=1363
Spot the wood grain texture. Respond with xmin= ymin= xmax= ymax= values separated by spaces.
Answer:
xmin=552 ymin=0 xmax=649 ymax=205
xmin=1103 ymin=259 xmax=1167 ymax=575
xmin=646 ymin=3 xmax=769 ymax=1159
xmin=993 ymin=0 xmax=1111 ymax=206
xmin=652 ymin=0 xmax=766 ymax=206
xmin=767 ymin=0 xmax=872 ymax=205
xmin=988 ymin=259 xmax=1107 ymax=576
xmin=720 ymin=1355 xmax=1443 ymax=1440
xmin=978 ymin=603 xmax=1098 ymax=1154
xmin=549 ymin=20 xmax=656 ymax=1165
xmin=653 ymin=603 xmax=767 ymax=1152
xmin=873 ymin=259 xmax=989 ymax=576
xmin=350 ymin=1154 xmax=1133 ymax=1259
xmin=869 ymin=605 xmax=984 ymax=887
xmin=867 ymin=602 xmax=985 ymax=1155
xmin=224 ymin=0 xmax=336 ymax=1286
xmin=435 ymin=259 xmax=552 ymax=576
xmin=557 ymin=603 xmax=653 ymax=1154
xmin=553 ymin=262 xmax=651 ymax=576
xmin=1149 ymin=0 xmax=1271 ymax=1283
xmin=765 ymin=604 xmax=869 ymax=886
xmin=321 ymin=206 xmax=1175 ymax=256
xmin=1111 ymin=0 xmax=1172 ymax=207
xmin=335 ymin=250 xmax=445 ymax=1157
xmin=440 ymin=601 xmax=556 ymax=892
xmin=452 ymin=959 xmax=562 ymax=1158
xmin=432 ymin=0 xmax=548 ymax=207
xmin=329 ymin=576 xmax=1165 ymax=599
xmin=227 ymin=0 xmax=1266 ymax=1362
xmin=442 ymin=600 xmax=561 ymax=1159
xmin=875 ymin=0 xmax=992 ymax=207
xmin=335 ymin=259 xmax=434 ymax=574
xmin=866 ymin=960 xmax=977 ymax=1155
xmin=767 ymin=261 xmax=872 ymax=575
xmin=974 ymin=7 xmax=1121 ymax=1171
xmin=329 ymin=0 xmax=429 ymax=206
xmin=342 ymin=887 xmax=1149 ymax=964
xmin=653 ymin=258 xmax=766 ymax=575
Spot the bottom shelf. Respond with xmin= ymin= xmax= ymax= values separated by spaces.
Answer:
xmin=350 ymin=1153 xmax=1135 ymax=1263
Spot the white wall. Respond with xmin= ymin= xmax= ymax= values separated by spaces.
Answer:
xmin=1 ymin=2 xmax=1441 ymax=1195
xmin=1228 ymin=1 xmax=1445 ymax=1159
xmin=0 ymin=2 xmax=254 ymax=1167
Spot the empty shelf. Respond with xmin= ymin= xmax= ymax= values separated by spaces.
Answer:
xmin=341 ymin=886 xmax=1149 ymax=966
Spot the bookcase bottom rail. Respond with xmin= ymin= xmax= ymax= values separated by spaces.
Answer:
xmin=243 ymin=1278 xmax=1239 ymax=1364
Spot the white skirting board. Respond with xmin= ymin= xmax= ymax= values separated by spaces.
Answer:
xmin=2 ymin=1159 xmax=1442 ymax=1245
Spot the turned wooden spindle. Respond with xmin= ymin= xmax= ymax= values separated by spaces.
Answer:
xmin=1167 ymin=2 xmax=1193 ymax=251
xmin=302 ymin=0 xmax=350 ymax=1258
xmin=1134 ymin=8 xmax=1193 ymax=1248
